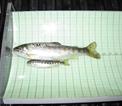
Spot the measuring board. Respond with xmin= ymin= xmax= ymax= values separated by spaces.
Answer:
xmin=3 ymin=11 xmax=122 ymax=104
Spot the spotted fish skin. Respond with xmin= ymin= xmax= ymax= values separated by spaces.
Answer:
xmin=13 ymin=42 xmax=100 ymax=60
xmin=27 ymin=42 xmax=61 ymax=48
xmin=27 ymin=59 xmax=69 ymax=68
xmin=13 ymin=42 xmax=62 ymax=59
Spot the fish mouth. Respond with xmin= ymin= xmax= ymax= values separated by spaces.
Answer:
xmin=13 ymin=47 xmax=21 ymax=53
xmin=13 ymin=47 xmax=18 ymax=52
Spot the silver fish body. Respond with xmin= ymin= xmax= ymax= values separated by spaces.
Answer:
xmin=13 ymin=42 xmax=101 ymax=60
xmin=13 ymin=42 xmax=62 ymax=59
xmin=27 ymin=59 xmax=69 ymax=68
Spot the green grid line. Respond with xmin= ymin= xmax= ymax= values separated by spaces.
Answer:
xmin=88 ymin=12 xmax=99 ymax=96
xmin=76 ymin=12 xmax=84 ymax=97
xmin=94 ymin=12 xmax=106 ymax=96
xmin=100 ymin=12 xmax=114 ymax=95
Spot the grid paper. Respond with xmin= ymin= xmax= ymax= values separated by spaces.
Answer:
xmin=3 ymin=11 xmax=122 ymax=103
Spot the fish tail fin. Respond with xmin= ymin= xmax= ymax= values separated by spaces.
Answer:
xmin=86 ymin=42 xmax=101 ymax=59
xmin=63 ymin=59 xmax=70 ymax=66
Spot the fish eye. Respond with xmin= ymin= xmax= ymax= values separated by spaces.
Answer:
xmin=15 ymin=47 xmax=22 ymax=52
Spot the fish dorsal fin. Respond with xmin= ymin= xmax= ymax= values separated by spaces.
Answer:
xmin=51 ymin=42 xmax=61 ymax=45
xmin=46 ymin=42 xmax=62 ymax=46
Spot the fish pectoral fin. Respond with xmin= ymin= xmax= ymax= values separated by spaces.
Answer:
xmin=26 ymin=53 xmax=36 ymax=59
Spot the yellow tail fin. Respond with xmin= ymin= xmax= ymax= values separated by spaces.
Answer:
xmin=86 ymin=42 xmax=101 ymax=59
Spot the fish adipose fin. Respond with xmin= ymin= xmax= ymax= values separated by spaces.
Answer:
xmin=86 ymin=42 xmax=101 ymax=59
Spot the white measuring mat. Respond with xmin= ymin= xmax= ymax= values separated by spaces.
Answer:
xmin=3 ymin=11 xmax=122 ymax=104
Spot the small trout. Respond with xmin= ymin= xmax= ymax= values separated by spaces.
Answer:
xmin=13 ymin=42 xmax=100 ymax=60
xmin=27 ymin=59 xmax=69 ymax=68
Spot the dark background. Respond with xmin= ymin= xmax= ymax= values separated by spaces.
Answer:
xmin=0 ymin=0 xmax=122 ymax=105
